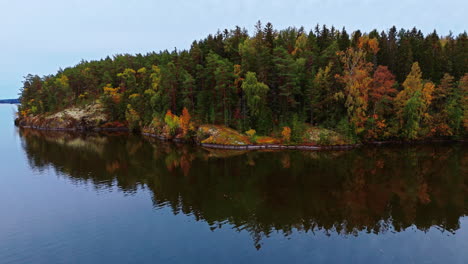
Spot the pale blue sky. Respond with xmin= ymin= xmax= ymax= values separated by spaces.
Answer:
xmin=0 ymin=0 xmax=466 ymax=98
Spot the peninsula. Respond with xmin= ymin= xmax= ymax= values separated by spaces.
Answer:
xmin=15 ymin=23 xmax=467 ymax=148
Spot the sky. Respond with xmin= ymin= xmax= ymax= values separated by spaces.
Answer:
xmin=0 ymin=0 xmax=466 ymax=98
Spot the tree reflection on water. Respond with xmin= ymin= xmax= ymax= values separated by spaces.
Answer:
xmin=20 ymin=128 xmax=467 ymax=249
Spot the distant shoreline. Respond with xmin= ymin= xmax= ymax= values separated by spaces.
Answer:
xmin=0 ymin=99 xmax=19 ymax=104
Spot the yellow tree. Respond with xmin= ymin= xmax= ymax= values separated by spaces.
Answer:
xmin=358 ymin=36 xmax=379 ymax=51
xmin=395 ymin=62 xmax=435 ymax=138
xmin=146 ymin=65 xmax=165 ymax=116
xmin=101 ymin=84 xmax=122 ymax=120
xmin=337 ymin=46 xmax=373 ymax=134
xmin=358 ymin=35 xmax=380 ymax=62
xmin=421 ymin=82 xmax=435 ymax=127
xmin=117 ymin=68 xmax=136 ymax=92
xmin=395 ymin=62 xmax=424 ymax=122
xmin=52 ymin=74 xmax=72 ymax=107
xmin=149 ymin=65 xmax=161 ymax=91
xmin=292 ymin=34 xmax=307 ymax=56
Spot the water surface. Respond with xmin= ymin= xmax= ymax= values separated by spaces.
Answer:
xmin=0 ymin=104 xmax=467 ymax=263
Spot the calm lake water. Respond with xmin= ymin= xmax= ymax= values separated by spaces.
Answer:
xmin=0 ymin=104 xmax=467 ymax=263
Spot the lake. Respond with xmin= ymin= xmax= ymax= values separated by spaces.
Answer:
xmin=0 ymin=104 xmax=467 ymax=263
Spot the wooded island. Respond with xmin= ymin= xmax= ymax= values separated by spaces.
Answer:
xmin=16 ymin=23 xmax=467 ymax=146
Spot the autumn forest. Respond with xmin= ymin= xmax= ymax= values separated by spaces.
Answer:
xmin=18 ymin=22 xmax=468 ymax=143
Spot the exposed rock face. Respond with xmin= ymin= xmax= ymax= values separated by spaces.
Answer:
xmin=197 ymin=125 xmax=251 ymax=145
xmin=16 ymin=103 xmax=125 ymax=131
xmin=194 ymin=125 xmax=354 ymax=148
xmin=16 ymin=106 xmax=356 ymax=149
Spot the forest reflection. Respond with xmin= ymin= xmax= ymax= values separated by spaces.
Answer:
xmin=19 ymin=129 xmax=467 ymax=249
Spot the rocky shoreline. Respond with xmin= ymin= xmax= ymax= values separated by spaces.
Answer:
xmin=17 ymin=124 xmax=130 ymax=133
xmin=16 ymin=118 xmax=361 ymax=151
xmin=198 ymin=143 xmax=358 ymax=150
xmin=17 ymin=122 xmax=465 ymax=151
xmin=16 ymin=103 xmax=464 ymax=151
xmin=139 ymin=132 xmax=359 ymax=150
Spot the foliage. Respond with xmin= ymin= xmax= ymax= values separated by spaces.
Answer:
xmin=164 ymin=110 xmax=180 ymax=136
xmin=245 ymin=129 xmax=256 ymax=137
xmin=101 ymin=84 xmax=124 ymax=121
xmin=281 ymin=126 xmax=291 ymax=143
xmin=309 ymin=63 xmax=336 ymax=125
xmin=180 ymin=107 xmax=192 ymax=137
xmin=403 ymin=91 xmax=424 ymax=139
xmin=395 ymin=62 xmax=435 ymax=138
xmin=241 ymin=72 xmax=270 ymax=132
xmin=242 ymin=72 xmax=269 ymax=117
xmin=336 ymin=118 xmax=358 ymax=143
xmin=337 ymin=40 xmax=374 ymax=135
xmin=370 ymin=66 xmax=397 ymax=117
xmin=126 ymin=104 xmax=141 ymax=132
xmin=318 ymin=131 xmax=331 ymax=145
xmin=459 ymin=74 xmax=468 ymax=134
xmin=18 ymin=24 xmax=467 ymax=141
xmin=245 ymin=129 xmax=257 ymax=142
xmin=290 ymin=114 xmax=306 ymax=143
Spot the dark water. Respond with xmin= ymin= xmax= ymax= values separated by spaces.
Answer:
xmin=1 ymin=105 xmax=467 ymax=264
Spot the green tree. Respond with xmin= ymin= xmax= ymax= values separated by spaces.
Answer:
xmin=241 ymin=72 xmax=270 ymax=132
xmin=403 ymin=91 xmax=424 ymax=139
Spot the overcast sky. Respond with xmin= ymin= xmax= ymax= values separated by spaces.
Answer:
xmin=0 ymin=0 xmax=466 ymax=98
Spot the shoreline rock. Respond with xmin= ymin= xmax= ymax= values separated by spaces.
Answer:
xmin=17 ymin=120 xmax=360 ymax=150
xmin=17 ymin=123 xmax=465 ymax=151
xmin=16 ymin=106 xmax=465 ymax=151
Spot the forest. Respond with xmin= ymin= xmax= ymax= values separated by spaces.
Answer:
xmin=18 ymin=22 xmax=467 ymax=142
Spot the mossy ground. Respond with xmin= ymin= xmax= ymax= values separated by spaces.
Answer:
xmin=197 ymin=124 xmax=351 ymax=146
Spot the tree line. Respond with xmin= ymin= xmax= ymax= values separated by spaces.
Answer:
xmin=19 ymin=22 xmax=467 ymax=141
